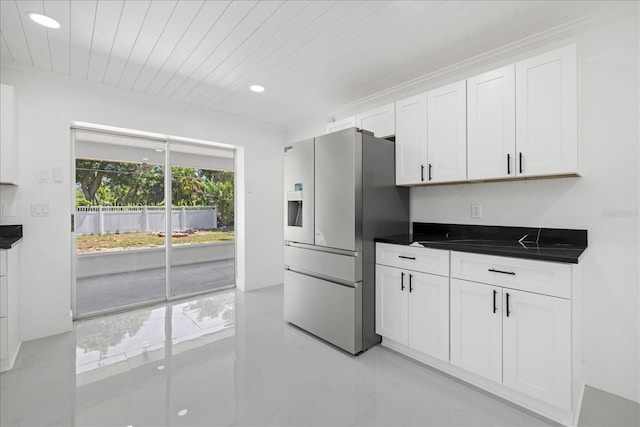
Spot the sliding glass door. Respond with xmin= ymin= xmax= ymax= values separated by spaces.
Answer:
xmin=73 ymin=129 xmax=235 ymax=318
xmin=168 ymin=141 xmax=235 ymax=299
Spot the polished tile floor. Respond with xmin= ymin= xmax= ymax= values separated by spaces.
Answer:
xmin=1 ymin=285 xmax=633 ymax=426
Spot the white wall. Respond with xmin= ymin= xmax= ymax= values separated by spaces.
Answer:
xmin=0 ymin=64 xmax=285 ymax=341
xmin=286 ymin=14 xmax=640 ymax=404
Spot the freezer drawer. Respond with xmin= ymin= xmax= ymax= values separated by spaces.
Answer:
xmin=284 ymin=270 xmax=362 ymax=354
xmin=284 ymin=245 xmax=361 ymax=284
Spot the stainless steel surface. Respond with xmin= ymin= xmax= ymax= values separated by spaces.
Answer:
xmin=283 ymin=128 xmax=409 ymax=355
xmin=286 ymin=241 xmax=359 ymax=257
xmin=284 ymin=245 xmax=361 ymax=284
xmin=284 ymin=138 xmax=315 ymax=245
xmin=314 ymin=129 xmax=361 ymax=252
xmin=284 ymin=270 xmax=362 ymax=354
xmin=285 ymin=267 xmax=358 ymax=289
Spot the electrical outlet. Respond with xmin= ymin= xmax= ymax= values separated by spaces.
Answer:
xmin=471 ymin=204 xmax=482 ymax=218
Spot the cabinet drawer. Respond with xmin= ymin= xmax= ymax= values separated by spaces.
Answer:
xmin=284 ymin=270 xmax=360 ymax=354
xmin=376 ymin=243 xmax=449 ymax=276
xmin=0 ymin=276 xmax=6 ymax=318
xmin=0 ymin=250 xmax=6 ymax=276
xmin=451 ymin=251 xmax=571 ymax=299
xmin=285 ymin=245 xmax=360 ymax=284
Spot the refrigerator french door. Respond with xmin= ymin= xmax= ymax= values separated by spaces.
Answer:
xmin=314 ymin=130 xmax=359 ymax=251
xmin=284 ymin=128 xmax=409 ymax=355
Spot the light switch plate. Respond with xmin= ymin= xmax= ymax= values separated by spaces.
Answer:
xmin=53 ymin=167 xmax=64 ymax=183
xmin=31 ymin=203 xmax=51 ymax=217
xmin=38 ymin=170 xmax=50 ymax=183
xmin=471 ymin=204 xmax=482 ymax=218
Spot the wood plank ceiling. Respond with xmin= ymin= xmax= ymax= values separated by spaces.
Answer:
xmin=0 ymin=1 xmax=628 ymax=127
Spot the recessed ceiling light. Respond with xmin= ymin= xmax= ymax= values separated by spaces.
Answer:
xmin=250 ymin=85 xmax=265 ymax=93
xmin=155 ymin=149 xmax=163 ymax=152
xmin=27 ymin=12 xmax=61 ymax=29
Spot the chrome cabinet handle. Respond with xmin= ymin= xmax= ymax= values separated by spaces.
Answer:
xmin=401 ymin=272 xmax=405 ymax=291
xmin=398 ymin=255 xmax=416 ymax=260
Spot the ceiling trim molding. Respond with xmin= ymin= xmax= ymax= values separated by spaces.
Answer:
xmin=326 ymin=2 xmax=638 ymax=123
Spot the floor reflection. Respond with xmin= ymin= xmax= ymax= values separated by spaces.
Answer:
xmin=75 ymin=290 xmax=235 ymax=386
xmin=1 ymin=285 xmax=563 ymax=427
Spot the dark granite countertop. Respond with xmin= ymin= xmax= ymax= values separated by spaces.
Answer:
xmin=375 ymin=223 xmax=587 ymax=264
xmin=0 ymin=225 xmax=23 ymax=249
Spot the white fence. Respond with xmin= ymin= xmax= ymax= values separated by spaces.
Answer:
xmin=76 ymin=206 xmax=217 ymax=235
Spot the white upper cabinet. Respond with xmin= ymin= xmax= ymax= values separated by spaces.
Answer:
xmin=325 ymin=116 xmax=357 ymax=134
xmin=0 ymin=84 xmax=18 ymax=185
xmin=356 ymin=103 xmax=395 ymax=138
xmin=395 ymin=94 xmax=428 ymax=185
xmin=427 ymin=80 xmax=467 ymax=183
xmin=515 ymin=45 xmax=578 ymax=177
xmin=467 ymin=65 xmax=516 ymax=181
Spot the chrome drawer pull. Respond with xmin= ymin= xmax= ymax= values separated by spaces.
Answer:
xmin=398 ymin=255 xmax=416 ymax=260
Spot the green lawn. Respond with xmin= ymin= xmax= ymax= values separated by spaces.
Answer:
xmin=76 ymin=230 xmax=234 ymax=254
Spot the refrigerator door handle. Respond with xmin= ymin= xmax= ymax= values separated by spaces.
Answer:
xmin=285 ymin=267 xmax=359 ymax=289
xmin=286 ymin=241 xmax=360 ymax=257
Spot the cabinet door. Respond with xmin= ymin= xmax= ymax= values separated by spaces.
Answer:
xmin=408 ymin=271 xmax=449 ymax=362
xmin=503 ymin=289 xmax=571 ymax=410
xmin=467 ymin=65 xmax=516 ymax=181
xmin=357 ymin=103 xmax=395 ymax=138
xmin=395 ymin=93 xmax=427 ymax=185
xmin=450 ymin=279 xmax=502 ymax=383
xmin=375 ymin=265 xmax=408 ymax=344
xmin=326 ymin=116 xmax=357 ymax=134
xmin=427 ymin=80 xmax=467 ymax=183
xmin=516 ymin=45 xmax=578 ymax=177
xmin=0 ymin=84 xmax=18 ymax=185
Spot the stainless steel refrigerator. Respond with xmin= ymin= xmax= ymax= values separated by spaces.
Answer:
xmin=283 ymin=127 xmax=409 ymax=354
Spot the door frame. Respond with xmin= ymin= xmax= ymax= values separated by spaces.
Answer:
xmin=70 ymin=122 xmax=241 ymax=319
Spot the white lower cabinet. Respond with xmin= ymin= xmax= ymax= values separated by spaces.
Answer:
xmin=450 ymin=279 xmax=571 ymax=409
xmin=502 ymin=288 xmax=571 ymax=409
xmin=450 ymin=279 xmax=502 ymax=383
xmin=375 ymin=264 xmax=449 ymax=362
xmin=0 ymin=247 xmax=21 ymax=372
xmin=375 ymin=264 xmax=408 ymax=343
xmin=376 ymin=244 xmax=581 ymax=425
xmin=408 ymin=271 xmax=449 ymax=360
